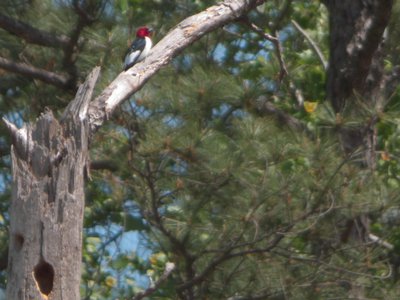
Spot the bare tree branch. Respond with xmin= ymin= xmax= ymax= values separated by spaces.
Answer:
xmin=243 ymin=20 xmax=289 ymax=81
xmin=0 ymin=13 xmax=70 ymax=48
xmin=0 ymin=56 xmax=70 ymax=89
xmin=133 ymin=262 xmax=175 ymax=300
xmin=141 ymin=160 xmax=197 ymax=298
xmin=228 ymin=290 xmax=279 ymax=300
xmin=291 ymin=19 xmax=327 ymax=70
xmin=62 ymin=1 xmax=102 ymax=83
xmin=254 ymin=96 xmax=306 ymax=131
xmin=268 ymin=0 xmax=293 ymax=33
xmin=88 ymin=0 xmax=266 ymax=135
xmin=274 ymin=248 xmax=393 ymax=280
xmin=89 ymin=160 xmax=119 ymax=172
xmin=242 ymin=19 xmax=308 ymax=109
xmin=368 ymin=233 xmax=394 ymax=250
xmin=288 ymin=80 xmax=305 ymax=107
xmin=177 ymin=232 xmax=285 ymax=292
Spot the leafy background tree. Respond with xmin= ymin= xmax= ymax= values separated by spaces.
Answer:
xmin=1 ymin=0 xmax=400 ymax=299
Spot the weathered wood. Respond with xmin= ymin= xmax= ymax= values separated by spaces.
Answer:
xmin=5 ymin=67 xmax=100 ymax=300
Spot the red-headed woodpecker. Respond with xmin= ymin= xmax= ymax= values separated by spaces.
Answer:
xmin=123 ymin=26 xmax=153 ymax=71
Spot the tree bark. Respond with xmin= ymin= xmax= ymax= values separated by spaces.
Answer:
xmin=5 ymin=68 xmax=100 ymax=299
xmin=323 ymin=0 xmax=393 ymax=168
xmin=323 ymin=3 xmax=393 ymax=297
xmin=324 ymin=0 xmax=392 ymax=112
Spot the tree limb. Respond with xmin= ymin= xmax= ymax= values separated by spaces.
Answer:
xmin=133 ymin=262 xmax=175 ymax=300
xmin=88 ymin=0 xmax=266 ymax=135
xmin=62 ymin=1 xmax=101 ymax=85
xmin=268 ymin=0 xmax=293 ymax=33
xmin=368 ymin=233 xmax=394 ymax=250
xmin=89 ymin=160 xmax=119 ymax=172
xmin=2 ymin=117 xmax=31 ymax=160
xmin=291 ymin=19 xmax=327 ymax=70
xmin=0 ymin=13 xmax=70 ymax=48
xmin=243 ymin=19 xmax=288 ymax=81
xmin=254 ymin=96 xmax=307 ymax=131
xmin=177 ymin=232 xmax=285 ymax=292
xmin=0 ymin=56 xmax=70 ymax=89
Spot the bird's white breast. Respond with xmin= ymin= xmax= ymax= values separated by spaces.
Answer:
xmin=138 ymin=36 xmax=152 ymax=62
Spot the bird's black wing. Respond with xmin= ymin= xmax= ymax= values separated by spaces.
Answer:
xmin=123 ymin=38 xmax=146 ymax=70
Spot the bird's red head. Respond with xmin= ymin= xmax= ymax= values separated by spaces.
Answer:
xmin=136 ymin=26 xmax=153 ymax=38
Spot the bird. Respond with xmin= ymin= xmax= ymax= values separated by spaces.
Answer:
xmin=123 ymin=26 xmax=153 ymax=71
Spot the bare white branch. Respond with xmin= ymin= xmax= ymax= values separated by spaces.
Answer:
xmin=368 ymin=233 xmax=394 ymax=250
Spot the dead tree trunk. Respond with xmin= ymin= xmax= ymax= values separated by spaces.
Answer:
xmin=4 ymin=68 xmax=100 ymax=299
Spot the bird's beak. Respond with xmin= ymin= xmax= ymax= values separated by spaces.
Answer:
xmin=148 ymin=28 xmax=154 ymax=36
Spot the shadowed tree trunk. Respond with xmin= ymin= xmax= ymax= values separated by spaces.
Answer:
xmin=323 ymin=0 xmax=393 ymax=168
xmin=4 ymin=68 xmax=99 ymax=299
xmin=323 ymin=1 xmax=393 ymax=296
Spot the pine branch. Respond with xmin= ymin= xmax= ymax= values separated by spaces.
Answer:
xmin=0 ymin=13 xmax=70 ymax=48
xmin=0 ymin=4 xmax=99 ymax=90
xmin=0 ymin=56 xmax=70 ymax=89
